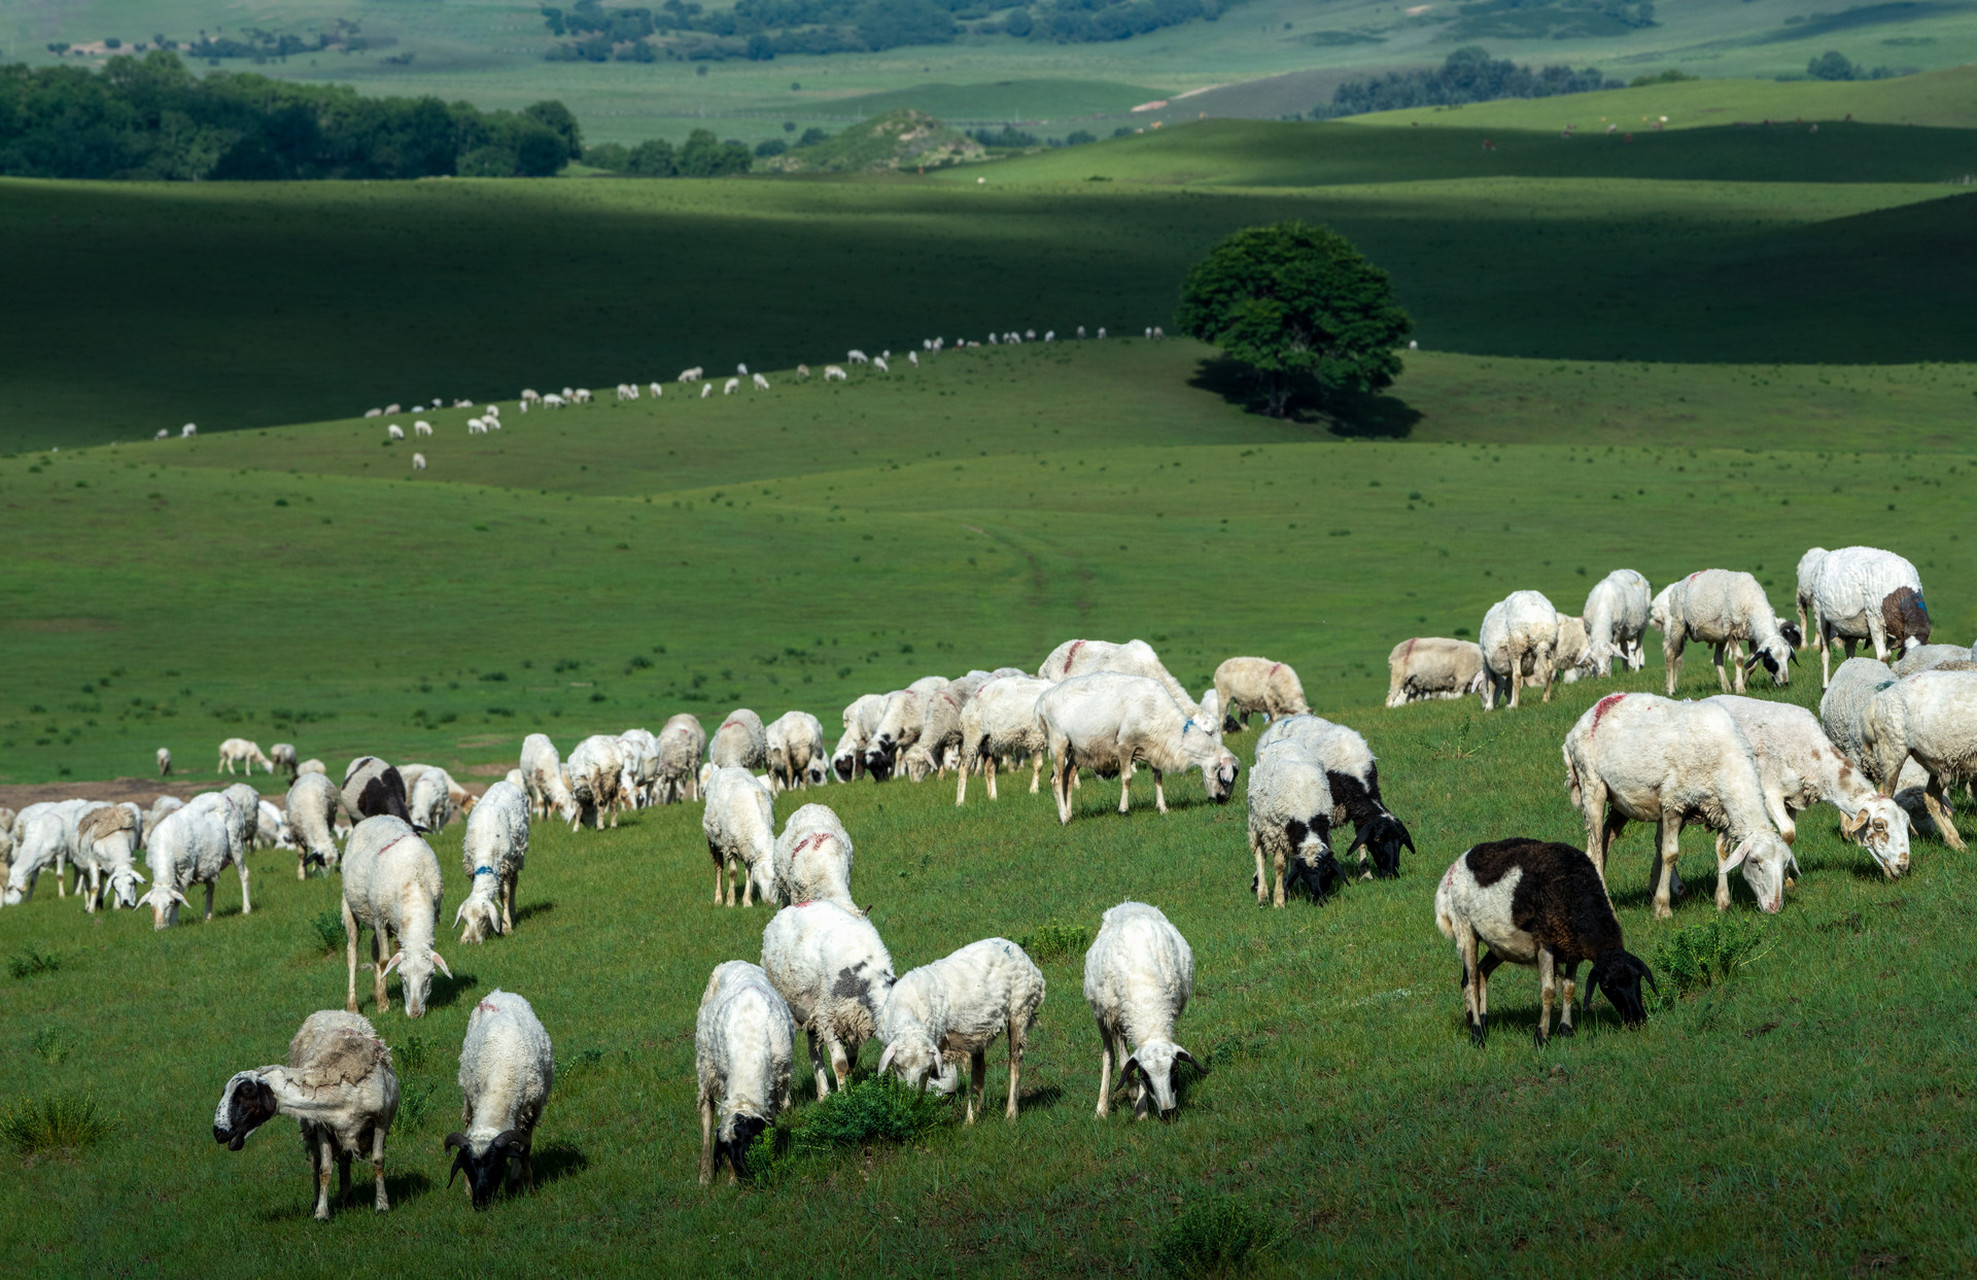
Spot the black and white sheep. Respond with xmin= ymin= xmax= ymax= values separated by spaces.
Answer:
xmin=696 ymin=961 xmax=793 ymax=1185
xmin=343 ymin=756 xmax=413 ymax=826
xmin=1805 ymin=546 xmax=1929 ymax=687
xmin=1434 ymin=838 xmax=1656 ymax=1046
xmin=446 ymin=989 xmax=553 ymax=1208
xmin=761 ymin=900 xmax=896 ymax=1097
xmin=1245 ymin=743 xmax=1342 ymax=905
xmin=832 ymin=694 xmax=886 ymax=782
xmin=1254 ymin=715 xmax=1413 ymax=878
xmin=1082 ymin=902 xmax=1203 ymax=1119
xmin=1037 ymin=672 xmax=1239 ymax=824
xmin=878 ymin=938 xmax=1045 ymax=1125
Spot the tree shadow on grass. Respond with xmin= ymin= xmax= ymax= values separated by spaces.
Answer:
xmin=1187 ymin=356 xmax=1422 ymax=439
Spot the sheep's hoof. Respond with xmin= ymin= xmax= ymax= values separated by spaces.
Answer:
xmin=1555 ymin=1021 xmax=1576 ymax=1038
xmin=1468 ymin=1018 xmax=1487 ymax=1047
xmin=1532 ymin=1025 xmax=1549 ymax=1049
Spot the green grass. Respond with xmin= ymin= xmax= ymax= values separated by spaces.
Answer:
xmin=0 ymin=1091 xmax=114 ymax=1159
xmin=818 ymin=79 xmax=1172 ymax=124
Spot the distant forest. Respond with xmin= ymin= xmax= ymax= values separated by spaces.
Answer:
xmin=0 ymin=52 xmax=592 ymax=180
xmin=541 ymin=0 xmax=1248 ymax=60
xmin=1311 ymin=47 xmax=1622 ymax=118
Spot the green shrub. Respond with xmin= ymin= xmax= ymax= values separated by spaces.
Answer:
xmin=1652 ymin=914 xmax=1768 ymax=1002
xmin=793 ymin=1074 xmax=948 ymax=1151
xmin=396 ymin=1032 xmax=431 ymax=1071
xmin=0 ymin=1092 xmax=114 ymax=1158
xmin=1019 ymin=919 xmax=1089 ymax=963
xmin=1156 ymin=1194 xmax=1271 ymax=1274
xmin=396 ymin=1080 xmax=440 ymax=1130
xmin=8 ymin=948 xmax=61 ymax=979
xmin=307 ymin=908 xmax=344 ymax=953
xmin=30 ymin=1028 xmax=79 ymax=1064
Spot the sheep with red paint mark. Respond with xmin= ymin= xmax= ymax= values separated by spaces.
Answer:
xmin=1213 ymin=656 xmax=1310 ymax=733
xmin=710 ymin=708 xmax=768 ymax=772
xmin=340 ymin=815 xmax=451 ymax=1018
xmin=770 ymin=802 xmax=855 ymax=909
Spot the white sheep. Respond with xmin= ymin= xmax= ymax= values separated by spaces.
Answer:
xmin=1037 ymin=672 xmax=1239 ymax=824
xmin=832 ymin=693 xmax=886 ymax=781
xmin=824 ymin=365 xmax=847 ymax=381
xmin=696 ymin=961 xmax=793 ymax=1185
xmin=771 ymin=802 xmax=855 ymax=909
xmin=703 ymin=767 xmax=777 ymax=907
xmin=137 ymin=792 xmax=250 ymax=927
xmin=657 ymin=714 xmax=707 ymax=803
xmin=751 ymin=372 xmax=770 ymax=390
xmin=520 ymin=733 xmax=580 ymax=826
xmin=412 ymin=453 xmax=426 ymax=471
xmin=299 ymin=758 xmax=327 ymax=776
xmin=1893 ymin=645 xmax=1977 ymax=677
xmin=1860 ymin=669 xmax=1977 ymax=850
xmin=899 ymin=685 xmax=965 ymax=783
xmin=1582 ymin=569 xmax=1652 ymax=675
xmin=408 ymin=772 xmax=453 ymax=833
xmin=1246 ymin=744 xmax=1342 ymax=905
xmin=456 ymin=781 xmax=530 ymax=943
xmin=157 ymin=746 xmax=171 ymax=777
xmin=1662 ymin=569 xmax=1796 ymax=694
xmin=1083 ymin=902 xmax=1202 ymax=1117
xmin=1795 ymin=547 xmax=1829 ymax=648
xmin=341 ymin=816 xmax=451 ymax=1018
xmin=1547 ymin=612 xmax=1597 ymax=685
xmin=1435 ymin=839 xmax=1656 ymax=1046
xmin=1563 ymin=692 xmax=1797 ymax=918
xmin=218 ymin=737 xmax=275 ymax=775
xmin=387 ymin=424 xmax=405 ymax=440
xmin=1039 ymin=637 xmax=1206 ymax=720
xmin=710 ymin=708 xmax=769 ymax=772
xmin=762 ymin=900 xmax=895 ymax=1097
xmin=649 ymin=382 xmax=663 ymax=397
xmin=414 ymin=420 xmax=432 ymax=437
xmin=1479 ymin=589 xmax=1560 ymax=709
xmin=765 ymin=711 xmax=826 ymax=793
xmin=446 ymin=988 xmax=553 ymax=1207
xmin=612 ymin=729 xmax=660 ymax=808
xmin=1385 ymin=637 xmax=1486 ymax=707
xmin=848 ymin=349 xmax=869 ymax=363
xmin=287 ymin=771 xmax=342 ymax=879
xmin=722 ymin=378 xmax=739 ymax=395
xmin=4 ymin=803 xmax=83 ymax=905
xmin=71 ymin=803 xmax=146 ymax=912
xmin=1212 ymin=656 xmax=1310 ymax=732
xmin=955 ymin=674 xmax=1053 ymax=804
xmin=1708 ymin=695 xmax=1910 ymax=877
xmin=878 ymin=938 xmax=1044 ymax=1124
xmin=566 ymin=735 xmax=627 ymax=830
xmin=1807 ymin=546 xmax=1930 ymax=687
xmin=254 ymin=798 xmax=293 ymax=851
xmin=268 ymin=742 xmax=298 ymax=778
xmin=213 ymin=1010 xmax=399 ymax=1220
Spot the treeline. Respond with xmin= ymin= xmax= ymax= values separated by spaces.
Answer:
xmin=0 ymin=51 xmax=588 ymax=179
xmin=1311 ymin=46 xmax=1620 ymax=118
xmin=582 ymin=128 xmax=752 ymax=175
xmin=539 ymin=0 xmax=1246 ymax=60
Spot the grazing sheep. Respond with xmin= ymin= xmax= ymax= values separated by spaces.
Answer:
xmin=762 ymin=900 xmax=896 ymax=1097
xmin=213 ymin=1010 xmax=399 ymax=1220
xmin=219 ymin=737 xmax=276 ymax=775
xmin=1662 ymin=569 xmax=1796 ymax=694
xmin=408 ymin=772 xmax=453 ymax=834
xmin=412 ymin=453 xmax=426 ymax=471
xmin=615 ymin=729 xmax=661 ymax=807
xmin=1037 ymin=673 xmax=1240 ymax=825
xmin=900 ymin=686 xmax=966 ymax=782
xmin=341 ymin=816 xmax=451 ymax=1018
xmin=703 ymin=767 xmax=777 ymax=907
xmin=299 ymin=758 xmax=327 ymax=776
xmin=1583 ymin=569 xmax=1652 ymax=675
xmin=1893 ymin=645 xmax=1977 ymax=677
xmin=1479 ymin=590 xmax=1561 ymax=710
xmin=1546 ymin=613 xmax=1596 ymax=685
xmin=824 ymin=365 xmax=847 ymax=382
xmin=1819 ymin=657 xmax=1898 ymax=782
xmin=254 ymin=798 xmax=293 ymax=851
xmin=567 ymin=735 xmax=627 ymax=830
xmin=4 ymin=804 xmax=83 ymax=905
xmin=1709 ymin=695 xmax=1911 ymax=878
xmin=751 ymin=373 xmax=770 ymax=390
xmin=1385 ymin=637 xmax=1487 ymax=707
xmin=157 ymin=746 xmax=171 ymax=777
xmin=955 ymin=675 xmax=1053 ymax=804
xmin=269 ymin=743 xmax=298 ymax=779
xmin=765 ymin=711 xmax=827 ymax=793
xmin=832 ymin=694 xmax=886 ymax=782
xmin=455 ymin=781 xmax=530 ymax=943
xmin=1039 ymin=637 xmax=1206 ymax=720
xmin=520 ymin=734 xmax=580 ymax=826
xmin=342 ymin=757 xmax=412 ymax=825
xmin=1246 ymin=744 xmax=1343 ymax=905
xmin=771 ymin=803 xmax=855 ymax=910
xmin=1806 ymin=546 xmax=1928 ymax=686
xmin=1795 ymin=547 xmax=1829 ymax=648
xmin=1563 ymin=692 xmax=1797 ymax=917
xmin=137 ymin=792 xmax=251 ymax=927
xmin=287 ymin=772 xmax=342 ymax=879
xmin=1083 ymin=902 xmax=1202 ymax=1118
xmin=387 ymin=424 xmax=404 ymax=441
xmin=710 ymin=709 xmax=769 ymax=772
xmin=145 ymin=793 xmax=184 ymax=833
xmin=1860 ymin=669 xmax=1977 ymax=851
xmin=862 ymin=689 xmax=927 ymax=783
xmin=696 ymin=962 xmax=794 ymax=1185
xmin=446 ymin=989 xmax=553 ymax=1208
xmin=657 ymin=714 xmax=707 ymax=803
xmin=71 ymin=803 xmax=145 ymax=912
xmin=848 ymin=349 xmax=869 ymax=363
xmin=1255 ymin=715 xmax=1413 ymax=877
xmin=1434 ymin=838 xmax=1656 ymax=1046
xmin=1213 ymin=657 xmax=1311 ymax=732
xmin=878 ymin=939 xmax=1045 ymax=1124
xmin=414 ymin=420 xmax=432 ymax=437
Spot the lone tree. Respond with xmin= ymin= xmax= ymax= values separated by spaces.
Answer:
xmin=1176 ymin=222 xmax=1412 ymax=418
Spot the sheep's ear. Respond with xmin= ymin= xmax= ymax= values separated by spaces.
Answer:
xmin=1175 ymin=1048 xmax=1208 ymax=1076
xmin=1395 ymin=818 xmax=1416 ymax=854
xmin=1345 ymin=827 xmax=1368 ymax=856
xmin=1840 ymin=807 xmax=1868 ymax=838
xmin=171 ymin=888 xmax=190 ymax=906
xmin=382 ymin=950 xmax=405 ymax=976
xmin=1720 ymin=837 xmax=1754 ymax=873
xmin=430 ymin=950 xmax=453 ymax=979
xmin=876 ymin=1043 xmax=897 ymax=1076
xmin=452 ymin=901 xmax=469 ymax=927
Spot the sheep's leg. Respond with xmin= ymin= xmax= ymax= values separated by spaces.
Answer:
xmin=1152 ymin=768 xmax=1168 ymax=815
xmin=311 ymin=1131 xmax=334 ymax=1221
xmin=1665 ymin=628 xmax=1685 ymax=695
xmin=1051 ymin=749 xmax=1074 ymax=825
xmin=806 ymin=1030 xmax=831 ymax=1098
xmin=1537 ymin=642 xmax=1557 ymax=704
xmin=1653 ymin=818 xmax=1682 ymax=919
xmin=1923 ymin=776 xmax=1966 ymax=852
xmin=955 ymin=756 xmax=970 ymax=806
xmin=1507 ymin=645 xmax=1523 ymax=710
xmin=966 ymin=1049 xmax=986 ymax=1126
xmin=1273 ymin=844 xmax=1288 ymax=908
xmin=1557 ymin=963 xmax=1579 ymax=1037
xmin=1579 ymin=780 xmax=1610 ymax=880
xmin=698 ymin=1096 xmax=716 ymax=1186
xmin=373 ymin=927 xmax=390 ymax=1014
xmin=1094 ymin=1022 xmax=1113 ymax=1118
xmin=1535 ymin=947 xmax=1555 ymax=1047
xmin=1457 ymin=926 xmax=1485 ymax=1045
xmin=986 ymin=754 xmax=1000 ymax=802
xmin=238 ymin=858 xmax=251 ymax=916
xmin=202 ymin=881 xmax=215 ymax=922
xmin=1868 ymin=614 xmax=1890 ymax=663
xmin=741 ymin=857 xmax=755 ymax=907
xmin=502 ymin=878 xmax=515 ymax=932
xmin=1029 ymin=752 xmax=1044 ymax=795
xmin=1251 ymin=831 xmax=1269 ymax=905
xmin=337 ymin=1149 xmax=352 ymax=1207
xmin=371 ymin=1123 xmax=389 ymax=1213
xmin=1117 ymin=756 xmax=1134 ymax=814
xmin=1005 ymin=1018 xmax=1026 ymax=1122
xmin=344 ymin=905 xmax=362 ymax=1013
xmin=83 ymin=863 xmax=99 ymax=913
xmin=829 ymin=1036 xmax=854 ymax=1091
xmin=1713 ymin=832 xmax=1734 ymax=911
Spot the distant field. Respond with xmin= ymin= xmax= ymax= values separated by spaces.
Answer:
xmin=814 ymin=79 xmax=1170 ymax=124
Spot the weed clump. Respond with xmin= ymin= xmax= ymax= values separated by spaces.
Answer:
xmin=0 ymin=1091 xmax=113 ymax=1158
xmin=8 ymin=948 xmax=61 ymax=979
xmin=30 ymin=1029 xmax=79 ymax=1064
xmin=307 ymin=909 xmax=344 ymax=954
xmin=1156 ymin=1194 xmax=1271 ymax=1274
xmin=1019 ymin=919 xmax=1090 ymax=964
xmin=793 ymin=1075 xmax=948 ymax=1150
xmin=1653 ymin=914 xmax=1768 ymax=1001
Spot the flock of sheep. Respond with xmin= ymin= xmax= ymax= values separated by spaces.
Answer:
xmin=3 ymin=539 xmax=1968 ymax=1212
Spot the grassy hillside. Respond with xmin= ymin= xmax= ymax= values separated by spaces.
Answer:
xmin=4 ymin=150 xmax=1974 ymax=448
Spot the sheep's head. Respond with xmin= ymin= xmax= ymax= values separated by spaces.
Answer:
xmin=383 ymin=946 xmax=453 ymax=1018
xmin=863 ymin=737 xmax=898 ymax=783
xmin=1347 ymin=813 xmax=1414 ymax=879
xmin=1722 ymin=832 xmax=1795 ymax=913
xmin=446 ymin=1129 xmax=530 ymax=1208
xmin=832 ymin=749 xmax=860 ymax=782
xmin=807 ymin=757 xmax=831 ymax=787
xmin=712 ymin=1112 xmax=768 ymax=1181
xmin=1188 ymin=737 xmax=1239 ymax=805
xmin=106 ymin=865 xmax=146 ymax=910
xmin=1121 ymin=1040 xmax=1206 ymax=1121
xmin=1587 ymin=948 xmax=1657 ymax=1027
xmin=900 ymin=745 xmax=935 ymax=783
xmin=138 ymin=883 xmax=189 ymax=930
xmin=455 ymin=891 xmax=503 ymax=944
xmin=876 ymin=1034 xmax=943 ymax=1092
xmin=1743 ymin=636 xmax=1796 ymax=686
xmin=1840 ymin=798 xmax=1910 ymax=879
xmin=1778 ymin=621 xmax=1804 ymax=651
xmin=214 ymin=1072 xmax=279 ymax=1150
xmin=1282 ymin=820 xmax=1342 ymax=902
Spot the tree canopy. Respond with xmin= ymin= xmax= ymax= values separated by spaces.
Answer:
xmin=1175 ymin=222 xmax=1412 ymax=419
